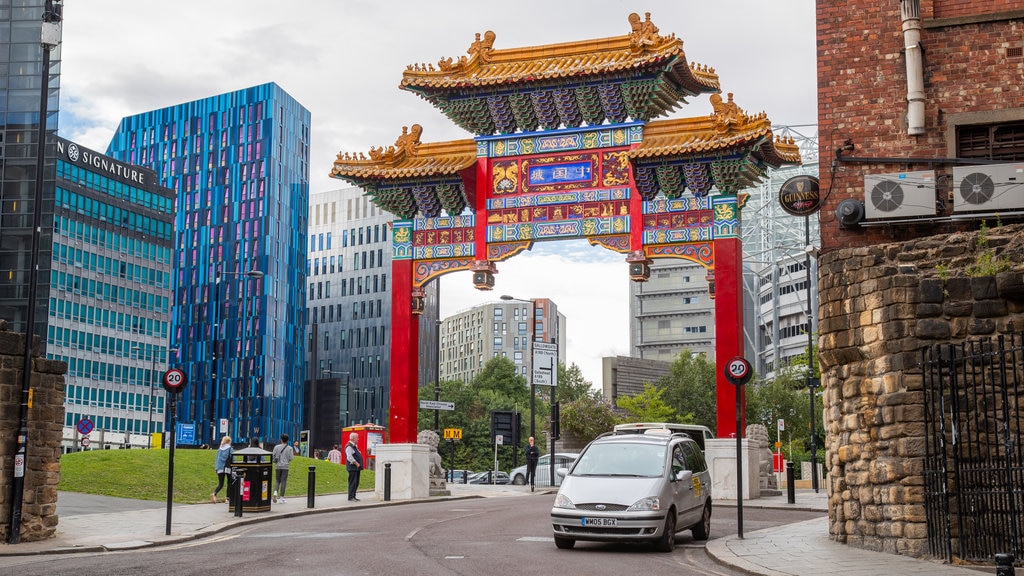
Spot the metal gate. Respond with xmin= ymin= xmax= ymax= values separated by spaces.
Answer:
xmin=922 ymin=331 xmax=1024 ymax=564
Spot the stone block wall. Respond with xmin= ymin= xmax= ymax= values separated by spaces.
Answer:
xmin=818 ymin=224 xmax=1024 ymax=557
xmin=0 ymin=321 xmax=66 ymax=543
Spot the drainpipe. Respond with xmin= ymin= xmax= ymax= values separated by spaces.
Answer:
xmin=900 ymin=0 xmax=925 ymax=136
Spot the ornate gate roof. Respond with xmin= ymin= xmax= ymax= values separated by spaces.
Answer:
xmin=399 ymin=12 xmax=720 ymax=133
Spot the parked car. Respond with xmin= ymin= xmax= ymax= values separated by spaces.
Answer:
xmin=447 ymin=469 xmax=473 ymax=483
xmin=550 ymin=429 xmax=712 ymax=551
xmin=510 ymin=452 xmax=579 ymax=487
xmin=467 ymin=470 xmax=510 ymax=485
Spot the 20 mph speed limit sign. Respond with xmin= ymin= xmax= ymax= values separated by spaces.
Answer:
xmin=724 ymin=356 xmax=753 ymax=386
xmin=162 ymin=368 xmax=188 ymax=394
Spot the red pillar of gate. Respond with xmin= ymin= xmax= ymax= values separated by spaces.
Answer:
xmin=714 ymin=237 xmax=745 ymax=438
xmin=389 ymin=258 xmax=419 ymax=443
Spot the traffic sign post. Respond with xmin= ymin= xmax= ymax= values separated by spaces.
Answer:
xmin=161 ymin=367 xmax=187 ymax=537
xmin=532 ymin=342 xmax=557 ymax=386
xmin=723 ymin=355 xmax=752 ymax=540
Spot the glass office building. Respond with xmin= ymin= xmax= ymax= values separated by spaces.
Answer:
xmin=0 ymin=0 xmax=60 ymax=344
xmin=107 ymin=83 xmax=310 ymax=447
xmin=49 ymin=137 xmax=175 ymax=449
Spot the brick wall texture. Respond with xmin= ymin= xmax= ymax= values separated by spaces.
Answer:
xmin=818 ymin=223 xmax=1024 ymax=557
xmin=0 ymin=322 xmax=66 ymax=542
xmin=816 ymin=0 xmax=1024 ymax=252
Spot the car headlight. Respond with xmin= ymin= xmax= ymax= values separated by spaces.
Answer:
xmin=553 ymin=493 xmax=575 ymax=509
xmin=627 ymin=496 xmax=660 ymax=511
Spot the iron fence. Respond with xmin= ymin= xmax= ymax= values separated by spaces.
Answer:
xmin=923 ymin=331 xmax=1024 ymax=564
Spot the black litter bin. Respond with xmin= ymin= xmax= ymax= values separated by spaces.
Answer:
xmin=227 ymin=446 xmax=273 ymax=512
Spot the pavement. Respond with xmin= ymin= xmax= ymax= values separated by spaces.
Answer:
xmin=0 ymin=484 xmax=1012 ymax=575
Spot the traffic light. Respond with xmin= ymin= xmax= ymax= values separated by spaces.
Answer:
xmin=551 ymin=402 xmax=560 ymax=441
xmin=490 ymin=410 xmax=515 ymax=444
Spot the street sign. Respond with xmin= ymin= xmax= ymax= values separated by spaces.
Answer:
xmin=81 ymin=437 xmax=90 ymax=448
xmin=76 ymin=418 xmax=94 ymax=436
xmin=444 ymin=428 xmax=462 ymax=440
xmin=495 ymin=434 xmax=503 ymax=445
xmin=176 ymin=422 xmax=195 ymax=445
xmin=532 ymin=342 xmax=558 ymax=386
xmin=724 ymin=356 xmax=753 ymax=386
xmin=163 ymin=368 xmax=187 ymax=394
xmin=419 ymin=400 xmax=455 ymax=411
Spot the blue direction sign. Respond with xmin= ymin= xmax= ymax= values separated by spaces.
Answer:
xmin=76 ymin=418 xmax=94 ymax=436
xmin=176 ymin=423 xmax=195 ymax=446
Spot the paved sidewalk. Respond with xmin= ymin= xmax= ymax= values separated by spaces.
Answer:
xmin=0 ymin=485 xmax=1013 ymax=575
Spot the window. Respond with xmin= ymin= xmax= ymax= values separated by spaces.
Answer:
xmin=957 ymin=121 xmax=1024 ymax=160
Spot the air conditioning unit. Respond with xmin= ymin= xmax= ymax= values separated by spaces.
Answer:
xmin=864 ymin=171 xmax=936 ymax=219
xmin=952 ymin=163 xmax=1024 ymax=212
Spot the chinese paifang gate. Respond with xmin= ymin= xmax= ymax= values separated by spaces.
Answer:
xmin=329 ymin=12 xmax=802 ymax=443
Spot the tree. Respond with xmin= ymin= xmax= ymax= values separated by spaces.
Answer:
xmin=556 ymin=362 xmax=600 ymax=403
xmin=616 ymin=383 xmax=676 ymax=422
xmin=745 ymin=363 xmax=813 ymax=458
xmin=560 ymin=396 xmax=617 ymax=445
xmin=658 ymin=351 xmax=717 ymax=432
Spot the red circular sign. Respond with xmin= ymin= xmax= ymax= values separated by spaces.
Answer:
xmin=724 ymin=356 xmax=753 ymax=386
xmin=162 ymin=368 xmax=188 ymax=394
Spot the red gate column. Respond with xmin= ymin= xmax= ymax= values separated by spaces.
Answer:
xmin=714 ymin=237 xmax=746 ymax=439
xmin=389 ymin=257 xmax=419 ymax=443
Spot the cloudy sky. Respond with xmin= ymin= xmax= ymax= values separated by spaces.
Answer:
xmin=57 ymin=0 xmax=817 ymax=387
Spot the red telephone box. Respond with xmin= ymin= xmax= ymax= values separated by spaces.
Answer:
xmin=342 ymin=424 xmax=387 ymax=471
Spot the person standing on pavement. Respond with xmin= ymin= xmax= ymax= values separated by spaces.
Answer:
xmin=272 ymin=433 xmax=294 ymax=503
xmin=327 ymin=444 xmax=342 ymax=464
xmin=345 ymin=433 xmax=363 ymax=501
xmin=211 ymin=435 xmax=233 ymax=504
xmin=525 ymin=436 xmax=540 ymax=491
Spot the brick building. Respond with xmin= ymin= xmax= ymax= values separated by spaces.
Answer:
xmin=817 ymin=0 xmax=1024 ymax=252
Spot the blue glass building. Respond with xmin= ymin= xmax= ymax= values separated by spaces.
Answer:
xmin=107 ymin=83 xmax=310 ymax=447
xmin=49 ymin=137 xmax=175 ymax=449
xmin=0 ymin=0 xmax=60 ymax=343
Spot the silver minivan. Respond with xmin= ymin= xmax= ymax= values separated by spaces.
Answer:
xmin=550 ymin=429 xmax=712 ymax=551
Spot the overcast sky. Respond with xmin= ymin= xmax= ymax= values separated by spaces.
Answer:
xmin=57 ymin=0 xmax=817 ymax=387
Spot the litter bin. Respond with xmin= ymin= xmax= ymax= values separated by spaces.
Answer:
xmin=227 ymin=446 xmax=273 ymax=512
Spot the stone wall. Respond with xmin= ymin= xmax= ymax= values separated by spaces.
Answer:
xmin=818 ymin=224 xmax=1024 ymax=557
xmin=0 ymin=321 xmax=66 ymax=543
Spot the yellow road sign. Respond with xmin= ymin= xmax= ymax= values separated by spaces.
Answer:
xmin=444 ymin=428 xmax=462 ymax=440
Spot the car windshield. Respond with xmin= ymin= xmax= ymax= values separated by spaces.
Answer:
xmin=571 ymin=442 xmax=665 ymax=477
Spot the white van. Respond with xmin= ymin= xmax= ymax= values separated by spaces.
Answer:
xmin=613 ymin=422 xmax=714 ymax=451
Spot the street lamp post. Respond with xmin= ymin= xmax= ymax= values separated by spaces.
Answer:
xmin=8 ymin=0 xmax=62 ymax=544
xmin=211 ymin=267 xmax=263 ymax=446
xmin=804 ymin=223 xmax=820 ymax=494
xmin=500 ymin=295 xmax=536 ymax=446
xmin=434 ymin=320 xmax=442 ymax=433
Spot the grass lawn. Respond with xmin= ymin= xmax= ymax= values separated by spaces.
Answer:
xmin=58 ymin=449 xmax=375 ymax=504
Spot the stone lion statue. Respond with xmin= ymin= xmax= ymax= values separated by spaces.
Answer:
xmin=417 ymin=429 xmax=445 ymax=488
xmin=746 ymin=423 xmax=778 ymax=489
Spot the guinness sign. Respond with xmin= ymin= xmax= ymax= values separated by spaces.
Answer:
xmin=778 ymin=175 xmax=821 ymax=217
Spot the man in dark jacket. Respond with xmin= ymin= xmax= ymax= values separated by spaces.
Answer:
xmin=525 ymin=436 xmax=540 ymax=492
xmin=345 ymin=433 xmax=364 ymax=501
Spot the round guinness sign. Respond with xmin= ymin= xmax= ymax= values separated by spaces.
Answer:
xmin=778 ymin=175 xmax=821 ymax=217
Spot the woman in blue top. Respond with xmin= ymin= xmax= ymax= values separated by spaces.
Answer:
xmin=211 ymin=436 xmax=233 ymax=504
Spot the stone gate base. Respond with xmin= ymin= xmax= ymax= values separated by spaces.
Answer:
xmin=705 ymin=438 xmax=761 ymax=500
xmin=374 ymin=444 xmax=428 ymax=500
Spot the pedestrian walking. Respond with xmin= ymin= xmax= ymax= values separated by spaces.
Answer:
xmin=327 ymin=444 xmax=342 ymax=464
xmin=272 ymin=433 xmax=294 ymax=503
xmin=345 ymin=433 xmax=363 ymax=501
xmin=211 ymin=435 xmax=233 ymax=504
xmin=525 ymin=436 xmax=540 ymax=491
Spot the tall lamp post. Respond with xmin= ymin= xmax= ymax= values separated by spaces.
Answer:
xmin=434 ymin=319 xmax=442 ymax=433
xmin=500 ymin=295 xmax=536 ymax=446
xmin=804 ymin=238 xmax=820 ymax=493
xmin=211 ymin=267 xmax=263 ymax=445
xmin=8 ymin=0 xmax=62 ymax=545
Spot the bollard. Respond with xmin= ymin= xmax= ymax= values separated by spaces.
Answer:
xmin=307 ymin=465 xmax=316 ymax=509
xmin=786 ymin=461 xmax=795 ymax=505
xmin=233 ymin=470 xmax=243 ymax=518
xmin=995 ymin=553 xmax=1014 ymax=576
xmin=384 ymin=463 xmax=392 ymax=501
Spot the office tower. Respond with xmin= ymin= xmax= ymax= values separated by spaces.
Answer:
xmin=439 ymin=298 xmax=565 ymax=385
xmin=0 ymin=0 xmax=61 ymax=344
xmin=306 ymin=186 xmax=439 ymax=451
xmin=107 ymin=83 xmax=310 ymax=447
xmin=49 ymin=137 xmax=175 ymax=449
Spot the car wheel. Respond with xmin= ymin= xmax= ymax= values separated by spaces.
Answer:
xmin=554 ymin=536 xmax=575 ymax=550
xmin=691 ymin=502 xmax=712 ymax=541
xmin=654 ymin=509 xmax=676 ymax=552
xmin=512 ymin=474 xmax=525 ymax=485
